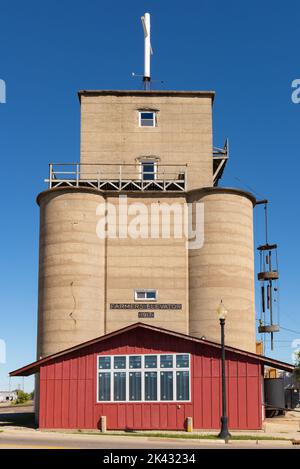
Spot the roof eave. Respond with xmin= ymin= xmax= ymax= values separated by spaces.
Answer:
xmin=77 ymin=89 xmax=216 ymax=103
xmin=10 ymin=323 xmax=295 ymax=376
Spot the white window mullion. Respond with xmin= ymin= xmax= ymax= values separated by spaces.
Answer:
xmin=126 ymin=356 xmax=129 ymax=402
xmin=157 ymin=361 xmax=161 ymax=402
xmin=141 ymin=356 xmax=145 ymax=401
xmin=174 ymin=369 xmax=177 ymax=402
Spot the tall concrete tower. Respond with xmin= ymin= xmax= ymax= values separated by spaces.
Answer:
xmin=36 ymin=89 xmax=256 ymax=359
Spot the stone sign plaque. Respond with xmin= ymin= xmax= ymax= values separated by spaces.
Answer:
xmin=138 ymin=311 xmax=155 ymax=319
xmin=110 ymin=303 xmax=182 ymax=310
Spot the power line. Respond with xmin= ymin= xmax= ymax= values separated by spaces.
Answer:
xmin=280 ymin=325 xmax=300 ymax=335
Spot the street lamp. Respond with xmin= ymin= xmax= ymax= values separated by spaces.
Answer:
xmin=217 ymin=300 xmax=231 ymax=440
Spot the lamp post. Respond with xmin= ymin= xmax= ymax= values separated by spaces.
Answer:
xmin=217 ymin=300 xmax=231 ymax=440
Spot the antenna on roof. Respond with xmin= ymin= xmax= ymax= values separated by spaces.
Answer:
xmin=141 ymin=12 xmax=152 ymax=90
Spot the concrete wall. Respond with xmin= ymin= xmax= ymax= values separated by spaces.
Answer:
xmin=188 ymin=188 xmax=256 ymax=353
xmin=37 ymin=188 xmax=106 ymax=357
xmin=104 ymin=194 xmax=189 ymax=335
xmin=36 ymin=92 xmax=257 ymax=358
xmin=80 ymin=91 xmax=213 ymax=190
xmin=37 ymin=188 xmax=190 ymax=357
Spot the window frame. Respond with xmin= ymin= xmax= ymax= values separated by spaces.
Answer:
xmin=139 ymin=160 xmax=157 ymax=181
xmin=96 ymin=353 xmax=191 ymax=403
xmin=134 ymin=289 xmax=158 ymax=302
xmin=138 ymin=111 xmax=156 ymax=128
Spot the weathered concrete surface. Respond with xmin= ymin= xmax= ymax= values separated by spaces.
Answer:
xmin=80 ymin=92 xmax=214 ymax=191
xmin=37 ymin=188 xmax=106 ymax=358
xmin=188 ymin=188 xmax=256 ymax=352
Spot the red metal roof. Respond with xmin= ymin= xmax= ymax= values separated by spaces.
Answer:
xmin=10 ymin=322 xmax=294 ymax=376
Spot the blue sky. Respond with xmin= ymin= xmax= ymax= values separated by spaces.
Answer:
xmin=0 ymin=0 xmax=299 ymax=392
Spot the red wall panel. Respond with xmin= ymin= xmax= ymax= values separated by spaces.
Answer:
xmin=38 ymin=328 xmax=263 ymax=431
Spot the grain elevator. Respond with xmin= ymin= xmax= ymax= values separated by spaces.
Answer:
xmin=36 ymin=13 xmax=259 ymax=362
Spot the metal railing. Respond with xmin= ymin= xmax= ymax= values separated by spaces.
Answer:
xmin=213 ymin=139 xmax=229 ymax=186
xmin=45 ymin=163 xmax=188 ymax=192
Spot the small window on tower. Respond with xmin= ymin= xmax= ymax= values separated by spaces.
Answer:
xmin=139 ymin=111 xmax=156 ymax=127
xmin=134 ymin=289 xmax=157 ymax=301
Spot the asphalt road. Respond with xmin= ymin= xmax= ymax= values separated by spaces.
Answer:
xmin=0 ymin=431 xmax=299 ymax=449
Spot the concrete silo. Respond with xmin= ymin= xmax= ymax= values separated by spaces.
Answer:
xmin=36 ymin=187 xmax=106 ymax=358
xmin=188 ymin=187 xmax=256 ymax=353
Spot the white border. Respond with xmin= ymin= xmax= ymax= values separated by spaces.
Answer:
xmin=139 ymin=160 xmax=157 ymax=181
xmin=96 ymin=353 xmax=191 ymax=404
xmin=138 ymin=111 xmax=156 ymax=127
xmin=134 ymin=289 xmax=158 ymax=301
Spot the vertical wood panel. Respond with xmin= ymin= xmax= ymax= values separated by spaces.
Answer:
xmin=77 ymin=380 xmax=86 ymax=428
xmin=53 ymin=379 xmax=62 ymax=428
xmin=193 ymin=377 xmax=202 ymax=428
xmin=133 ymin=405 xmax=142 ymax=429
xmin=151 ymin=404 xmax=160 ymax=429
xmin=40 ymin=366 xmax=47 ymax=380
xmin=142 ymin=404 xmax=151 ymax=429
xmin=167 ymin=405 xmax=177 ymax=429
xmin=86 ymin=354 xmax=94 ymax=380
xmin=247 ymin=376 xmax=260 ymax=429
xmin=45 ymin=379 xmax=55 ymax=428
xmin=39 ymin=379 xmax=47 ymax=428
xmin=237 ymin=376 xmax=247 ymax=428
xmin=85 ymin=379 xmax=93 ymax=428
xmin=117 ymin=404 xmax=126 ymax=428
xmin=159 ymin=404 xmax=168 ymax=429
xmin=228 ymin=377 xmax=238 ymax=428
xmin=62 ymin=359 xmax=70 ymax=379
xmin=176 ymin=405 xmax=185 ymax=429
xmin=54 ymin=362 xmax=63 ymax=380
xmin=202 ymin=356 xmax=211 ymax=377
xmin=61 ymin=379 xmax=70 ymax=428
xmin=47 ymin=363 xmax=55 ymax=380
xmin=78 ymin=355 xmax=86 ymax=380
xmin=211 ymin=377 xmax=221 ymax=428
xmin=70 ymin=358 xmax=78 ymax=380
xmin=202 ymin=377 xmax=212 ymax=428
xmin=211 ymin=359 xmax=220 ymax=377
xmin=69 ymin=379 xmax=78 ymax=428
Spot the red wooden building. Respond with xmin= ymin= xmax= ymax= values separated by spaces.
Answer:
xmin=10 ymin=323 xmax=293 ymax=431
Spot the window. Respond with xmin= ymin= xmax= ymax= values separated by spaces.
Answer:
xmin=176 ymin=354 xmax=189 ymax=368
xmin=114 ymin=356 xmax=126 ymax=369
xmin=97 ymin=354 xmax=190 ymax=402
xmin=139 ymin=111 xmax=156 ymax=127
xmin=98 ymin=372 xmax=110 ymax=401
xmin=176 ymin=371 xmax=189 ymax=401
xmin=141 ymin=161 xmax=156 ymax=181
xmin=145 ymin=372 xmax=157 ymax=400
xmin=98 ymin=356 xmax=111 ymax=369
xmin=161 ymin=371 xmax=173 ymax=400
xmin=145 ymin=355 xmax=157 ymax=368
xmin=160 ymin=355 xmax=173 ymax=368
xmin=114 ymin=372 xmax=126 ymax=401
xmin=134 ymin=289 xmax=157 ymax=301
xmin=129 ymin=372 xmax=142 ymax=401
xmin=129 ymin=355 xmax=141 ymax=369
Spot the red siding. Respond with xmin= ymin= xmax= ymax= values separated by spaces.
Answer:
xmin=38 ymin=328 xmax=263 ymax=430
